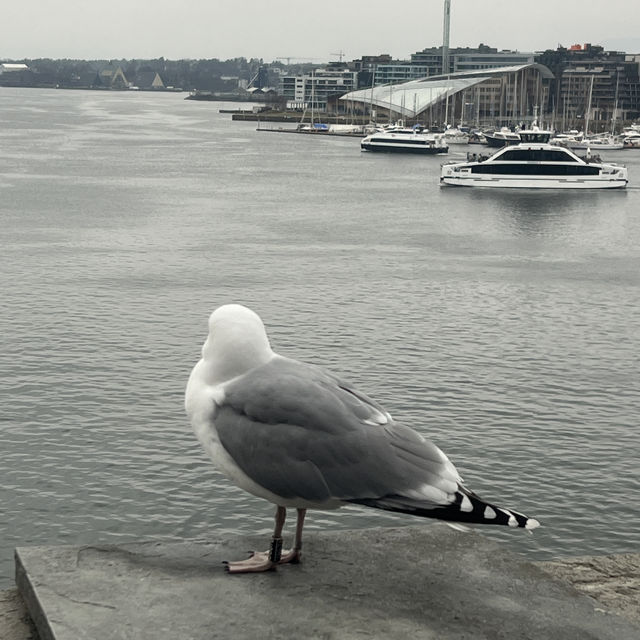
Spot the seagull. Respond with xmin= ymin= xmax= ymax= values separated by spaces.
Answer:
xmin=185 ymin=304 xmax=540 ymax=573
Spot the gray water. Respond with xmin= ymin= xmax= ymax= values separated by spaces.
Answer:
xmin=1 ymin=88 xmax=639 ymax=589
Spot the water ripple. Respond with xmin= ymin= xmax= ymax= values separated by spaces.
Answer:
xmin=1 ymin=89 xmax=640 ymax=587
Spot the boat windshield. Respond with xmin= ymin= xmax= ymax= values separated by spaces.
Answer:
xmin=495 ymin=148 xmax=576 ymax=162
xmin=519 ymin=131 xmax=552 ymax=143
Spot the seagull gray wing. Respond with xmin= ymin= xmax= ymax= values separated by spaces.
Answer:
xmin=214 ymin=357 xmax=459 ymax=505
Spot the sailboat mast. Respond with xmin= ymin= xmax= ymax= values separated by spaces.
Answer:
xmin=369 ymin=64 xmax=376 ymax=124
xmin=311 ymin=69 xmax=315 ymax=126
xmin=585 ymin=74 xmax=594 ymax=135
xmin=441 ymin=0 xmax=452 ymax=128
xmin=444 ymin=89 xmax=449 ymax=127
xmin=612 ymin=69 xmax=620 ymax=134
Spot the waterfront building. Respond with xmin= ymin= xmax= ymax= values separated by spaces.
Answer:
xmin=0 ymin=62 xmax=33 ymax=86
xmin=0 ymin=62 xmax=30 ymax=73
xmin=280 ymin=62 xmax=358 ymax=111
xmin=454 ymin=49 xmax=535 ymax=72
xmin=340 ymin=64 xmax=553 ymax=129
xmin=286 ymin=42 xmax=640 ymax=130
xmin=537 ymin=44 xmax=640 ymax=129
xmin=351 ymin=54 xmax=394 ymax=72
xmin=372 ymin=64 xmax=430 ymax=86
xmin=280 ymin=74 xmax=305 ymax=107
xmin=96 ymin=63 xmax=128 ymax=89
xmin=352 ymin=56 xmax=427 ymax=86
xmin=347 ymin=46 xmax=536 ymax=91
xmin=411 ymin=45 xmax=535 ymax=76
xmin=133 ymin=70 xmax=165 ymax=90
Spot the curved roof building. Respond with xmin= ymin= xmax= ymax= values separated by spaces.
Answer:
xmin=340 ymin=63 xmax=554 ymax=124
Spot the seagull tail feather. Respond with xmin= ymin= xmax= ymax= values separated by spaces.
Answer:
xmin=349 ymin=487 xmax=540 ymax=530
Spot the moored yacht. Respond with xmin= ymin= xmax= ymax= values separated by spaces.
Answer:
xmin=440 ymin=129 xmax=628 ymax=189
xmin=621 ymin=128 xmax=640 ymax=148
xmin=483 ymin=127 xmax=520 ymax=147
xmin=564 ymin=134 xmax=625 ymax=151
xmin=442 ymin=126 xmax=470 ymax=144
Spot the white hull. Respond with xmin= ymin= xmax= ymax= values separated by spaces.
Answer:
xmin=441 ymin=129 xmax=628 ymax=190
xmin=444 ymin=135 xmax=470 ymax=145
xmin=361 ymin=131 xmax=448 ymax=154
xmin=566 ymin=142 xmax=625 ymax=151
xmin=361 ymin=141 xmax=448 ymax=154
xmin=623 ymin=137 xmax=640 ymax=149
xmin=443 ymin=128 xmax=470 ymax=145
xmin=440 ymin=175 xmax=627 ymax=189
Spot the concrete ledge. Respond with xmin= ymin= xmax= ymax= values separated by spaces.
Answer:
xmin=0 ymin=588 xmax=39 ymax=640
xmin=537 ymin=553 xmax=640 ymax=626
xmin=12 ymin=525 xmax=640 ymax=640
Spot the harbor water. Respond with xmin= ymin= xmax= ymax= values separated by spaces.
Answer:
xmin=1 ymin=88 xmax=639 ymax=589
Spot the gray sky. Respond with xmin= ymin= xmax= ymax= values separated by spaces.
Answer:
xmin=3 ymin=0 xmax=639 ymax=61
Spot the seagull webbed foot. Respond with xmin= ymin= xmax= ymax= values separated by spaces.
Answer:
xmin=223 ymin=547 xmax=302 ymax=574
xmin=223 ymin=551 xmax=275 ymax=573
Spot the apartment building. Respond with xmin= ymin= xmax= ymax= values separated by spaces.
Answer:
xmin=280 ymin=63 xmax=357 ymax=110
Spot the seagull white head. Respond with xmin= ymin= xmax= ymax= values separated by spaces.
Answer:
xmin=201 ymin=304 xmax=274 ymax=385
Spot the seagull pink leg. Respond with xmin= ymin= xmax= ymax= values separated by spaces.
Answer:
xmin=278 ymin=508 xmax=306 ymax=565
xmin=224 ymin=507 xmax=306 ymax=574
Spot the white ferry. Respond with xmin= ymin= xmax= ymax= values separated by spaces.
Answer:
xmin=440 ymin=129 xmax=628 ymax=189
xmin=361 ymin=126 xmax=448 ymax=154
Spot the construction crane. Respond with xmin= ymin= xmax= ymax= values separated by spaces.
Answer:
xmin=331 ymin=50 xmax=346 ymax=62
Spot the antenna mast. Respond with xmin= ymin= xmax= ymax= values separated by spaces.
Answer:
xmin=442 ymin=0 xmax=451 ymax=74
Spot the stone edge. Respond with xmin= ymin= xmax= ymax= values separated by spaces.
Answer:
xmin=4 ymin=549 xmax=640 ymax=640
xmin=13 ymin=550 xmax=55 ymax=640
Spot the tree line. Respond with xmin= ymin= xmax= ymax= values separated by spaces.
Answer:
xmin=0 ymin=57 xmax=297 ymax=91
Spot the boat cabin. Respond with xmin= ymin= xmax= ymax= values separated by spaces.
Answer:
xmin=518 ymin=130 xmax=552 ymax=144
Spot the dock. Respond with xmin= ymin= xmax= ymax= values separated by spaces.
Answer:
xmin=256 ymin=125 xmax=366 ymax=137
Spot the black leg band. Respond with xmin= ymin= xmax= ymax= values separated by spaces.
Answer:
xmin=269 ymin=537 xmax=283 ymax=563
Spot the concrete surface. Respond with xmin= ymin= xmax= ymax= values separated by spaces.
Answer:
xmin=9 ymin=525 xmax=640 ymax=640
xmin=0 ymin=588 xmax=39 ymax=640
xmin=537 ymin=553 xmax=640 ymax=626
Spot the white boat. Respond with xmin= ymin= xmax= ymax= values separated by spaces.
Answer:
xmin=564 ymin=134 xmax=625 ymax=151
xmin=483 ymin=127 xmax=520 ymax=147
xmin=361 ymin=127 xmax=449 ymax=154
xmin=549 ymin=130 xmax=581 ymax=147
xmin=296 ymin=123 xmax=329 ymax=133
xmin=443 ymin=126 xmax=470 ymax=145
xmin=440 ymin=129 xmax=628 ymax=189
xmin=621 ymin=128 xmax=640 ymax=148
xmin=551 ymin=129 xmax=624 ymax=151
